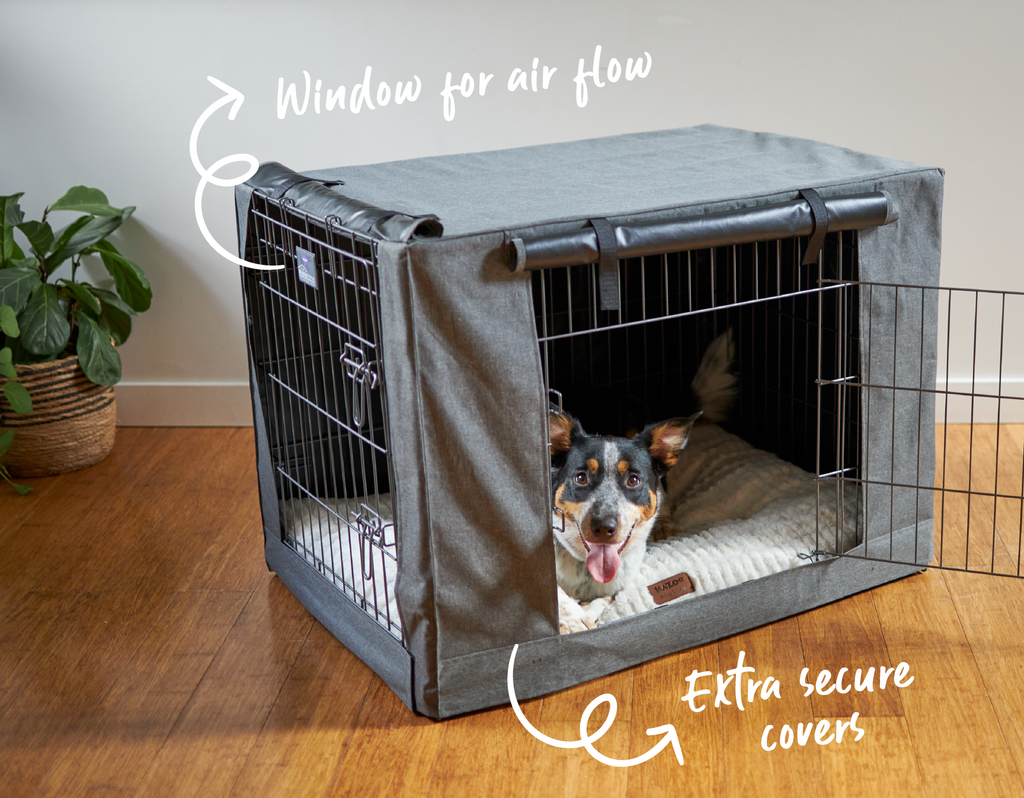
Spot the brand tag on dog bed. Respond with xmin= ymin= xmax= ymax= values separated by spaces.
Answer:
xmin=648 ymin=572 xmax=695 ymax=605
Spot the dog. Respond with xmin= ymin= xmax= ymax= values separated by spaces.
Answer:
xmin=550 ymin=330 xmax=736 ymax=632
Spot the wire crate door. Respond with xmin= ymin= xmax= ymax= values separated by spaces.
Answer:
xmin=816 ymin=281 xmax=1024 ymax=580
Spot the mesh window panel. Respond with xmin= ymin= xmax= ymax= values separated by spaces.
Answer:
xmin=242 ymin=193 xmax=403 ymax=641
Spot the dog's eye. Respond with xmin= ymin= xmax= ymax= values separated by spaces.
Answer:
xmin=573 ymin=472 xmax=589 ymax=486
xmin=625 ymin=474 xmax=642 ymax=488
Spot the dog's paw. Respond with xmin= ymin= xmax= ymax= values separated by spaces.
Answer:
xmin=580 ymin=596 xmax=612 ymax=624
xmin=558 ymin=586 xmax=590 ymax=634
xmin=558 ymin=588 xmax=613 ymax=634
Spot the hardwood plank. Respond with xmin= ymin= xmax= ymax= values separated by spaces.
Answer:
xmin=817 ymin=716 xmax=926 ymax=798
xmin=0 ymin=427 xmax=160 ymax=609
xmin=0 ymin=590 xmax=100 ymax=721
xmin=228 ymin=621 xmax=377 ymax=798
xmin=935 ymin=424 xmax=1024 ymax=782
xmin=718 ymin=618 xmax=826 ymax=798
xmin=178 ymin=465 xmax=266 ymax=596
xmin=426 ymin=697 xmax=542 ymax=798
xmin=872 ymin=569 xmax=1024 ymax=797
xmin=31 ymin=589 xmax=252 ymax=798
xmin=524 ymin=719 xmax=630 ymax=798
xmin=942 ymin=569 xmax=1024 ymax=789
xmin=132 ymin=575 xmax=314 ymax=798
xmin=627 ymin=643 xmax=725 ymax=798
xmin=797 ymin=590 xmax=904 ymax=720
xmin=329 ymin=675 xmax=446 ymax=798
xmin=0 ymin=471 xmax=63 ymax=547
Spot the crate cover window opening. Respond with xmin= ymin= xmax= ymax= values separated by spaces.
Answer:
xmin=237 ymin=125 xmax=961 ymax=719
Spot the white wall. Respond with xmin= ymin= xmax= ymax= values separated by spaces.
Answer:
xmin=3 ymin=0 xmax=1022 ymax=425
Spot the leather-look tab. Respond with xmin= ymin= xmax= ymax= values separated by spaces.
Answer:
xmin=591 ymin=217 xmax=620 ymax=313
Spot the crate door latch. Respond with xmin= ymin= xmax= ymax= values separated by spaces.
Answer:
xmin=341 ymin=343 xmax=379 ymax=429
xmin=354 ymin=503 xmax=388 ymax=582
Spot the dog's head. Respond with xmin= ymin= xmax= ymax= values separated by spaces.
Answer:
xmin=549 ymin=409 xmax=700 ymax=586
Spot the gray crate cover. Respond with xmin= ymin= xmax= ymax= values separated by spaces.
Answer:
xmin=236 ymin=125 xmax=943 ymax=718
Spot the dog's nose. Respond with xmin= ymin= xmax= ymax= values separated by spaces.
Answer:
xmin=589 ymin=516 xmax=618 ymax=540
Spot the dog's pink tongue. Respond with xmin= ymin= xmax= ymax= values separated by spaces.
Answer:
xmin=586 ymin=544 xmax=621 ymax=584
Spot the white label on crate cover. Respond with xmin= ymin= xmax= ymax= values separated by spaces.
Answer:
xmin=296 ymin=247 xmax=318 ymax=290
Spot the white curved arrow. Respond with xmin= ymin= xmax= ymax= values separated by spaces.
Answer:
xmin=191 ymin=76 xmax=279 ymax=270
xmin=506 ymin=644 xmax=684 ymax=767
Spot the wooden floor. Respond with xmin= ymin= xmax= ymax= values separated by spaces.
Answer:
xmin=2 ymin=426 xmax=1024 ymax=798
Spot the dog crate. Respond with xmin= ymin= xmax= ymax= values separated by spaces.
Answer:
xmin=236 ymin=125 xmax=1023 ymax=719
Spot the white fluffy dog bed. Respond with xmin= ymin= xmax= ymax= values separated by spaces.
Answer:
xmin=594 ymin=424 xmax=859 ymax=624
xmin=280 ymin=425 xmax=858 ymax=633
xmin=281 ymin=494 xmax=401 ymax=631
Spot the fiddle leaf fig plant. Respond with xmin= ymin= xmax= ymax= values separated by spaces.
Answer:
xmin=0 ymin=187 xmax=151 ymax=386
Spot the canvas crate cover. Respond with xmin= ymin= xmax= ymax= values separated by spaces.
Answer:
xmin=236 ymin=125 xmax=943 ymax=718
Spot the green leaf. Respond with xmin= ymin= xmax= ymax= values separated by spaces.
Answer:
xmin=0 ymin=305 xmax=18 ymax=337
xmin=0 ymin=365 xmax=13 ymax=380
xmin=47 ymin=207 xmax=134 ymax=275
xmin=9 ymin=256 xmax=39 ymax=271
xmin=0 ymin=266 xmax=43 ymax=315
xmin=5 ymin=336 xmax=56 ymax=365
xmin=47 ymin=216 xmax=91 ymax=265
xmin=91 ymin=239 xmax=151 ymax=312
xmin=0 ymin=429 xmax=13 ymax=457
xmin=90 ymin=286 xmax=136 ymax=317
xmin=3 ymin=380 xmax=32 ymax=414
xmin=16 ymin=220 xmax=54 ymax=259
xmin=0 ymin=346 xmax=11 ymax=364
xmin=93 ymin=290 xmax=132 ymax=346
xmin=73 ymin=309 xmax=121 ymax=385
xmin=60 ymin=279 xmax=102 ymax=316
xmin=50 ymin=186 xmax=123 ymax=218
xmin=1 ymin=193 xmax=25 ymax=264
xmin=20 ymin=283 xmax=70 ymax=356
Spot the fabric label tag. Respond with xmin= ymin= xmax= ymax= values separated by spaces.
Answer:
xmin=648 ymin=572 xmax=695 ymax=605
xmin=296 ymin=246 xmax=318 ymax=290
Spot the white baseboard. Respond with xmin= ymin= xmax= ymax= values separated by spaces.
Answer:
xmin=114 ymin=382 xmax=253 ymax=426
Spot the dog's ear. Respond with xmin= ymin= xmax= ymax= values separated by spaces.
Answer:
xmin=641 ymin=412 xmax=702 ymax=472
xmin=549 ymin=409 xmax=583 ymax=457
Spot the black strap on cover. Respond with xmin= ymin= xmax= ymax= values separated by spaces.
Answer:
xmin=799 ymin=188 xmax=830 ymax=266
xmin=591 ymin=217 xmax=620 ymax=312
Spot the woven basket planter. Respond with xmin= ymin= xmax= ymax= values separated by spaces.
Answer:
xmin=0 ymin=356 xmax=116 ymax=478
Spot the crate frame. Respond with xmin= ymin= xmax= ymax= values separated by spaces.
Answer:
xmin=236 ymin=126 xmax=966 ymax=718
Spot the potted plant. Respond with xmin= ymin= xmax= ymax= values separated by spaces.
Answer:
xmin=0 ymin=187 xmax=151 ymax=478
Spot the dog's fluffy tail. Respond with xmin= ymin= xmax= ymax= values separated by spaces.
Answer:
xmin=691 ymin=330 xmax=737 ymax=424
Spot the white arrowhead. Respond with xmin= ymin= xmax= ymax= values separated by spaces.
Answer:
xmin=206 ymin=76 xmax=244 ymax=120
xmin=190 ymin=77 xmax=255 ymax=188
